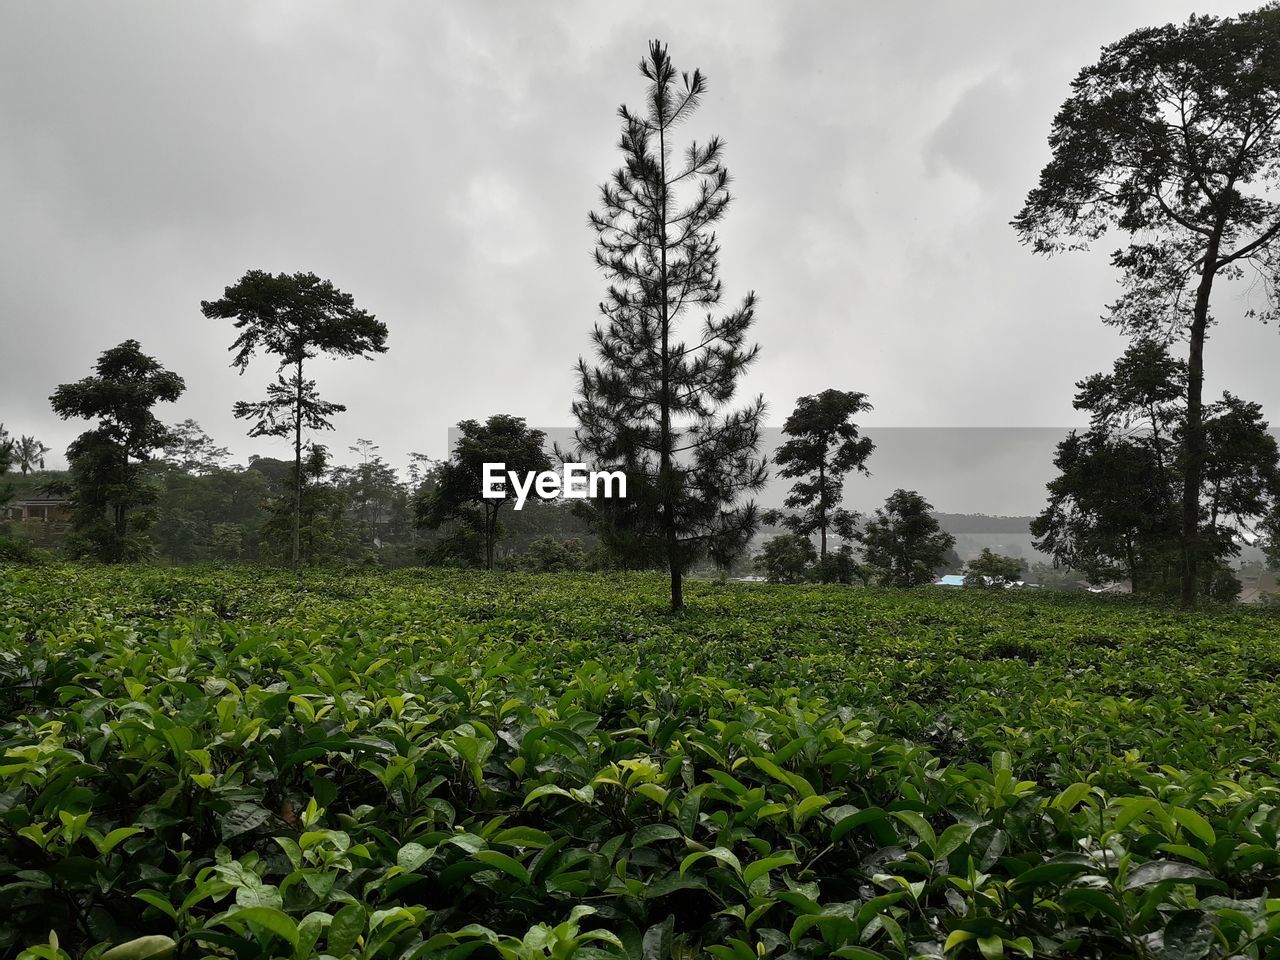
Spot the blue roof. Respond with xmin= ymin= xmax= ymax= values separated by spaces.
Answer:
xmin=937 ymin=575 xmax=966 ymax=587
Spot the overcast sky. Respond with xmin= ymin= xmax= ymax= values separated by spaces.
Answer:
xmin=3 ymin=1 xmax=1277 ymax=514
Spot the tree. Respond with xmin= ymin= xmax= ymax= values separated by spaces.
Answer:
xmin=766 ymin=389 xmax=874 ymax=562
xmin=1033 ymin=341 xmax=1280 ymax=598
xmin=856 ymin=489 xmax=957 ymax=588
xmin=1013 ymin=5 xmax=1280 ymax=606
xmin=332 ymin=440 xmax=408 ymax=550
xmin=754 ymin=533 xmax=816 ymax=584
xmin=963 ymin=548 xmax=1026 ymax=588
xmin=50 ymin=340 xmax=185 ymax=561
xmin=202 ymin=270 xmax=388 ymax=570
xmin=418 ymin=415 xmax=552 ymax=570
xmin=573 ymin=40 xmax=767 ymax=612
xmin=161 ymin=419 xmax=230 ymax=475
xmin=14 ymin=435 xmax=49 ymax=475
xmin=1034 ymin=341 xmax=1183 ymax=590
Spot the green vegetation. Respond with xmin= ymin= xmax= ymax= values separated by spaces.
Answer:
xmin=3 ymin=567 xmax=1278 ymax=959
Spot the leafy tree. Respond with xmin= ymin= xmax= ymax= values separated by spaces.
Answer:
xmin=766 ymin=389 xmax=873 ymax=562
xmin=810 ymin=544 xmax=863 ymax=585
xmin=963 ymin=548 xmax=1026 ymax=587
xmin=1262 ymin=509 xmax=1280 ymax=572
xmin=161 ymin=419 xmax=230 ymax=475
xmin=1034 ymin=341 xmax=1183 ymax=590
xmin=1033 ymin=430 xmax=1167 ymax=588
xmin=1033 ymin=341 xmax=1280 ymax=597
xmin=1013 ymin=5 xmax=1280 ymax=605
xmin=14 ymin=435 xmax=49 ymax=475
xmin=573 ymin=40 xmax=767 ymax=612
xmin=418 ymin=415 xmax=552 ymax=570
xmin=754 ymin=533 xmax=816 ymax=584
xmin=202 ymin=270 xmax=388 ymax=569
xmin=50 ymin=340 xmax=185 ymax=561
xmin=856 ymin=489 xmax=957 ymax=588
xmin=406 ymin=453 xmax=437 ymax=497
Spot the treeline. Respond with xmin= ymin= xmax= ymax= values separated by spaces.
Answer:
xmin=6 ymin=11 xmax=1280 ymax=609
xmin=1 ymin=417 xmax=604 ymax=571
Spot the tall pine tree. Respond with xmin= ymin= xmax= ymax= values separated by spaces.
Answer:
xmin=573 ymin=40 xmax=766 ymax=612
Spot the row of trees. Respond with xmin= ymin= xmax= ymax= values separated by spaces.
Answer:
xmin=571 ymin=19 xmax=1280 ymax=608
xmin=17 ymin=17 xmax=1280 ymax=611
xmin=755 ymin=489 xmax=960 ymax=588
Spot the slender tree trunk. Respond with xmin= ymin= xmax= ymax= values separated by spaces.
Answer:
xmin=485 ymin=503 xmax=497 ymax=570
xmin=114 ymin=448 xmax=130 ymax=561
xmin=1180 ymin=230 xmax=1222 ymax=608
xmin=293 ymin=358 xmax=303 ymax=573
xmin=1125 ymin=537 xmax=1139 ymax=595
xmin=817 ymin=458 xmax=827 ymax=560
xmin=114 ymin=502 xmax=127 ymax=561
xmin=657 ymin=94 xmax=682 ymax=612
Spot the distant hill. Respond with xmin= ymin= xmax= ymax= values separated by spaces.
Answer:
xmin=933 ymin=513 xmax=1035 ymax=534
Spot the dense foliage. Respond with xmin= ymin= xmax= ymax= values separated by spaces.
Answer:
xmin=2 ymin=568 xmax=1278 ymax=959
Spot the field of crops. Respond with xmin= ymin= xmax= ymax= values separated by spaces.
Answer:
xmin=1 ymin=566 xmax=1278 ymax=960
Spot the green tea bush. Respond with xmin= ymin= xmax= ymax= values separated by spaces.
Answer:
xmin=1 ymin=566 xmax=1277 ymax=959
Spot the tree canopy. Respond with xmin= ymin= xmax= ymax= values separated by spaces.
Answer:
xmin=49 ymin=340 xmax=186 ymax=562
xmin=856 ymin=489 xmax=957 ymax=588
xmin=766 ymin=389 xmax=873 ymax=564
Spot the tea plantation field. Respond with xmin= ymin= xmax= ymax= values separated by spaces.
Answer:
xmin=1 ymin=566 xmax=1278 ymax=959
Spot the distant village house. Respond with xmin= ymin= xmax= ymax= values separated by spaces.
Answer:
xmin=2 ymin=492 xmax=72 ymax=523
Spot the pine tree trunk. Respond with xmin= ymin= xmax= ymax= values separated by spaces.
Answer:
xmin=657 ymin=88 xmax=683 ymax=613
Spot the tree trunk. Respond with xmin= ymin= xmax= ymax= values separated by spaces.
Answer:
xmin=817 ymin=458 xmax=827 ymax=560
xmin=1180 ymin=231 xmax=1222 ymax=608
xmin=1125 ymin=537 xmax=1139 ymax=595
xmin=293 ymin=359 xmax=303 ymax=574
xmin=656 ymin=89 xmax=682 ymax=612
xmin=114 ymin=502 xmax=127 ymax=561
xmin=485 ymin=504 xmax=497 ymax=570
